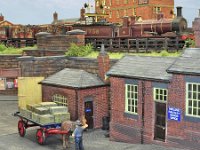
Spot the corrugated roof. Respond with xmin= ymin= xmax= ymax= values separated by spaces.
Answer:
xmin=107 ymin=55 xmax=176 ymax=82
xmin=167 ymin=48 xmax=200 ymax=75
xmin=41 ymin=68 xmax=105 ymax=88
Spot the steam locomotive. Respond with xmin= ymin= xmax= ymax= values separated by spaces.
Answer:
xmin=73 ymin=7 xmax=188 ymax=50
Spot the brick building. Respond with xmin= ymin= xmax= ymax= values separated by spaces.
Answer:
xmin=95 ymin=0 xmax=174 ymax=23
xmin=107 ymin=48 xmax=200 ymax=149
xmin=40 ymin=47 xmax=110 ymax=129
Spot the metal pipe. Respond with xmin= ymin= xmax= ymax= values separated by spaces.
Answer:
xmin=141 ymin=81 xmax=145 ymax=144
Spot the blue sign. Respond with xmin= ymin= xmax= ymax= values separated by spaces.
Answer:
xmin=168 ymin=107 xmax=181 ymax=122
xmin=85 ymin=108 xmax=91 ymax=112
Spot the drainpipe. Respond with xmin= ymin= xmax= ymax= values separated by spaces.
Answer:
xmin=75 ymin=89 xmax=79 ymax=120
xmin=141 ymin=81 xmax=145 ymax=144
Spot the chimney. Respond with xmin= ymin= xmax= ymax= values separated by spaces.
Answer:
xmin=80 ymin=8 xmax=85 ymax=21
xmin=97 ymin=44 xmax=110 ymax=82
xmin=177 ymin=7 xmax=182 ymax=17
xmin=192 ymin=9 xmax=200 ymax=48
xmin=130 ymin=16 xmax=136 ymax=25
xmin=0 ymin=13 xmax=4 ymax=22
xmin=157 ymin=13 xmax=164 ymax=20
xmin=53 ymin=12 xmax=58 ymax=22
xmin=123 ymin=16 xmax=129 ymax=27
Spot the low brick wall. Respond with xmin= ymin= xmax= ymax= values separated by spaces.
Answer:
xmin=18 ymin=56 xmax=117 ymax=77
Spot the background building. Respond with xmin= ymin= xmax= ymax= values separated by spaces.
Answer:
xmin=95 ymin=0 xmax=174 ymax=23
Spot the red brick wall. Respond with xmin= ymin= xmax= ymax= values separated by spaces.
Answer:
xmin=167 ymin=74 xmax=200 ymax=149
xmin=78 ymin=86 xmax=109 ymax=128
xmin=109 ymin=77 xmax=155 ymax=143
xmin=110 ymin=75 xmax=200 ymax=149
xmin=42 ymin=85 xmax=77 ymax=121
xmin=42 ymin=85 xmax=109 ymax=128
xmin=96 ymin=0 xmax=174 ymax=23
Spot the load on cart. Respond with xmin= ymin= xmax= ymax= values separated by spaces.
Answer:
xmin=14 ymin=101 xmax=75 ymax=147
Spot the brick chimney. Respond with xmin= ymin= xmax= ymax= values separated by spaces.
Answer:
xmin=97 ymin=44 xmax=110 ymax=82
xmin=0 ymin=13 xmax=4 ymax=22
xmin=80 ymin=8 xmax=85 ymax=21
xmin=192 ymin=9 xmax=200 ymax=48
xmin=53 ymin=12 xmax=58 ymax=23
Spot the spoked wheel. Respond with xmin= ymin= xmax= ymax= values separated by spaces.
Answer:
xmin=18 ymin=120 xmax=26 ymax=137
xmin=36 ymin=128 xmax=46 ymax=145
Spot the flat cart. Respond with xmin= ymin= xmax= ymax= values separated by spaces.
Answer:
xmin=14 ymin=112 xmax=72 ymax=145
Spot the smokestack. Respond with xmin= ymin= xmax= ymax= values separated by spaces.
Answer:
xmin=0 ymin=13 xmax=4 ymax=22
xmin=177 ymin=7 xmax=182 ymax=17
xmin=123 ymin=16 xmax=129 ymax=27
xmin=53 ymin=12 xmax=58 ymax=22
xmin=80 ymin=8 xmax=85 ymax=21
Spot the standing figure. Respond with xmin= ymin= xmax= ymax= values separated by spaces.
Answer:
xmin=72 ymin=119 xmax=88 ymax=150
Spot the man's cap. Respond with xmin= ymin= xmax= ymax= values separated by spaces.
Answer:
xmin=76 ymin=120 xmax=82 ymax=126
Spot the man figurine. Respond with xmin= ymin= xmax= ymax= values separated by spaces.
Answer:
xmin=72 ymin=119 xmax=88 ymax=150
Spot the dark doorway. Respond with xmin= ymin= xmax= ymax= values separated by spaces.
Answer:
xmin=84 ymin=101 xmax=93 ymax=129
xmin=154 ymin=102 xmax=166 ymax=141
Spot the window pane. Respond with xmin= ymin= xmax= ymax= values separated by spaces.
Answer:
xmin=188 ymin=84 xmax=192 ymax=91
xmin=188 ymin=107 xmax=192 ymax=114
xmin=188 ymin=100 xmax=192 ymax=106
xmin=198 ymin=109 xmax=200 ymax=116
xmin=188 ymin=92 xmax=192 ymax=99
xmin=135 ymin=86 xmax=138 ymax=92
xmin=193 ymin=108 xmax=197 ymax=115
xmin=198 ymin=101 xmax=200 ymax=107
xmin=193 ymin=100 xmax=197 ymax=107
xmin=193 ymin=84 xmax=197 ymax=91
xmin=193 ymin=92 xmax=197 ymax=99
xmin=198 ymin=93 xmax=200 ymax=100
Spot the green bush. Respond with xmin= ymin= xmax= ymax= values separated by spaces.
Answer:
xmin=66 ymin=43 xmax=93 ymax=57
xmin=0 ymin=44 xmax=7 ymax=51
xmin=160 ymin=50 xmax=169 ymax=57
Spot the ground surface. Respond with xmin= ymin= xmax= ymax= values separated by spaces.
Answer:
xmin=0 ymin=96 xmax=186 ymax=150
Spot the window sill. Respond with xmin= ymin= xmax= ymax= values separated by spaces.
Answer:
xmin=124 ymin=112 xmax=138 ymax=120
xmin=184 ymin=115 xmax=200 ymax=123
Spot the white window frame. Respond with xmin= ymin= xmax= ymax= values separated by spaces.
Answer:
xmin=186 ymin=82 xmax=200 ymax=118
xmin=52 ymin=94 xmax=67 ymax=106
xmin=125 ymin=84 xmax=138 ymax=114
xmin=154 ymin=88 xmax=168 ymax=103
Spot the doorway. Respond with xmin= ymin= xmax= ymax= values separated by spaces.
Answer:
xmin=154 ymin=102 xmax=166 ymax=141
xmin=84 ymin=100 xmax=93 ymax=129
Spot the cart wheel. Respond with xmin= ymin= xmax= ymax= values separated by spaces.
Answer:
xmin=18 ymin=120 xmax=26 ymax=137
xmin=36 ymin=129 xmax=46 ymax=145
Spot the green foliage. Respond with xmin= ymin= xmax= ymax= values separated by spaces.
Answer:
xmin=185 ymin=39 xmax=195 ymax=48
xmin=66 ymin=43 xmax=94 ymax=57
xmin=0 ymin=43 xmax=7 ymax=51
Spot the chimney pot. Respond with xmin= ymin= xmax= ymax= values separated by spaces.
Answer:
xmin=177 ymin=6 xmax=182 ymax=17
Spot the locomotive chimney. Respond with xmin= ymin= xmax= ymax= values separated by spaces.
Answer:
xmin=80 ymin=8 xmax=85 ymax=21
xmin=177 ymin=7 xmax=182 ymax=17
xmin=130 ymin=16 xmax=136 ymax=25
xmin=53 ymin=11 xmax=58 ymax=22
xmin=97 ymin=44 xmax=110 ymax=82
xmin=0 ymin=13 xmax=4 ymax=22
xmin=123 ymin=16 xmax=129 ymax=27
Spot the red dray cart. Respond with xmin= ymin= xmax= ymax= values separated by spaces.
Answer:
xmin=14 ymin=112 xmax=72 ymax=145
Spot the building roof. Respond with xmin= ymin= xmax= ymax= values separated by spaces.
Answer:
xmin=40 ymin=68 xmax=105 ymax=88
xmin=107 ymin=55 xmax=176 ymax=82
xmin=167 ymin=48 xmax=200 ymax=75
xmin=52 ymin=18 xmax=79 ymax=25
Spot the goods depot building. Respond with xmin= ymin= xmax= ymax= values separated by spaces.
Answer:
xmin=107 ymin=48 xmax=200 ymax=149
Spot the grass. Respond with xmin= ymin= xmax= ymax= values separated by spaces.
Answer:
xmin=86 ymin=50 xmax=181 ymax=59
xmin=0 ymin=44 xmax=37 ymax=54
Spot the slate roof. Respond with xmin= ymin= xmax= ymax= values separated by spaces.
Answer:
xmin=107 ymin=55 xmax=176 ymax=82
xmin=167 ymin=48 xmax=200 ymax=75
xmin=40 ymin=68 xmax=105 ymax=88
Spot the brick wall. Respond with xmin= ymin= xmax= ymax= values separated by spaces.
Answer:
xmin=42 ymin=85 xmax=77 ymax=120
xmin=18 ymin=56 xmax=117 ymax=77
xmin=109 ymin=75 xmax=200 ymax=149
xmin=167 ymin=74 xmax=200 ymax=150
xmin=109 ymin=77 xmax=155 ymax=143
xmin=0 ymin=55 xmax=21 ymax=95
xmin=42 ymin=84 xmax=109 ymax=129
xmin=96 ymin=0 xmax=174 ymax=23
